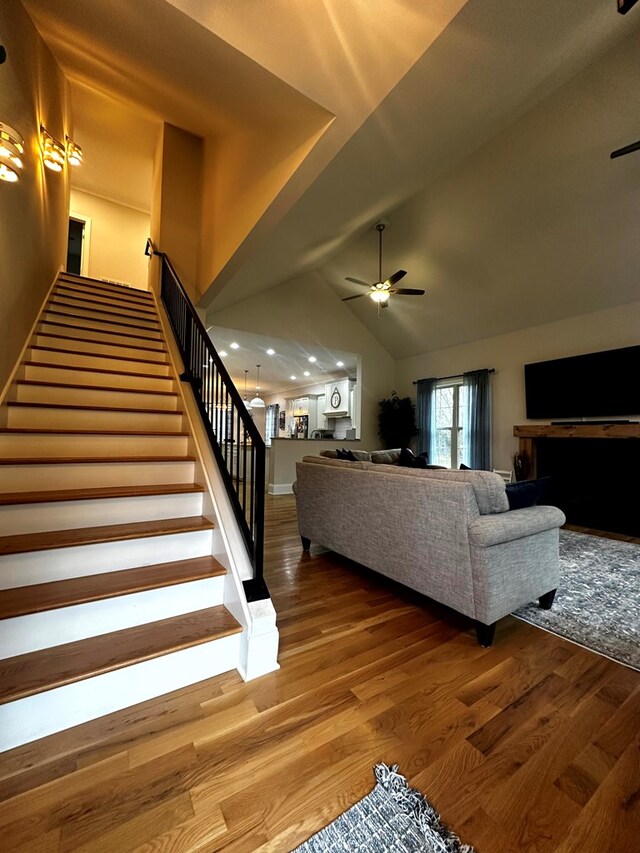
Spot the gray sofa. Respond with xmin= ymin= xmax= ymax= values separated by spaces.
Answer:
xmin=294 ymin=455 xmax=565 ymax=645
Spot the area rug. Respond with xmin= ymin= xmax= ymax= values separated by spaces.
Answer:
xmin=513 ymin=530 xmax=640 ymax=670
xmin=292 ymin=764 xmax=474 ymax=852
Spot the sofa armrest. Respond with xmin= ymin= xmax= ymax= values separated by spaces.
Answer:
xmin=468 ymin=506 xmax=566 ymax=548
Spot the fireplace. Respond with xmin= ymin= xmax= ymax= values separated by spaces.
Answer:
xmin=514 ymin=424 xmax=640 ymax=536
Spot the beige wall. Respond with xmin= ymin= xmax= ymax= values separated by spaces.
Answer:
xmin=394 ymin=300 xmax=640 ymax=473
xmin=0 ymin=0 xmax=70 ymax=392
xmin=208 ymin=271 xmax=395 ymax=449
xmin=69 ymin=189 xmax=150 ymax=290
xmin=153 ymin=124 xmax=203 ymax=301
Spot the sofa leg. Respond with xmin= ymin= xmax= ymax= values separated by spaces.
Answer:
xmin=476 ymin=621 xmax=497 ymax=647
xmin=301 ymin=536 xmax=311 ymax=552
xmin=539 ymin=588 xmax=557 ymax=610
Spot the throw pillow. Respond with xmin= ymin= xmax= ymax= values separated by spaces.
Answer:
xmin=413 ymin=455 xmax=428 ymax=468
xmin=459 ymin=463 xmax=471 ymax=470
xmin=505 ymin=477 xmax=551 ymax=510
xmin=398 ymin=447 xmax=415 ymax=467
xmin=335 ymin=448 xmax=349 ymax=460
xmin=345 ymin=450 xmax=359 ymax=461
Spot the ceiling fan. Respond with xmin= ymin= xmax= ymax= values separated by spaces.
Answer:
xmin=343 ymin=222 xmax=425 ymax=308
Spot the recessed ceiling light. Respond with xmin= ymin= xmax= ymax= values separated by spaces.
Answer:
xmin=266 ymin=348 xmax=275 ymax=355
xmin=303 ymin=370 xmax=310 ymax=377
xmin=308 ymin=356 xmax=317 ymax=363
xmin=336 ymin=361 xmax=344 ymax=367
xmin=290 ymin=375 xmax=297 ymax=380
xmin=230 ymin=342 xmax=239 ymax=349
xmin=219 ymin=350 xmax=228 ymax=357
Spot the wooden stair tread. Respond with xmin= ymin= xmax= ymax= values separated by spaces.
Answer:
xmin=0 ymin=556 xmax=226 ymax=619
xmin=42 ymin=312 xmax=160 ymax=334
xmin=16 ymin=380 xmax=177 ymax=396
xmin=58 ymin=274 xmax=153 ymax=298
xmin=7 ymin=401 xmax=183 ymax=416
xmin=0 ymin=427 xmax=188 ymax=435
xmin=29 ymin=346 xmax=168 ymax=367
xmin=37 ymin=312 xmax=162 ymax=343
xmin=23 ymin=361 xmax=175 ymax=381
xmin=0 ymin=516 xmax=215 ymax=556
xmin=50 ymin=295 xmax=157 ymax=317
xmin=0 ymin=483 xmax=204 ymax=505
xmin=55 ymin=283 xmax=155 ymax=309
xmin=0 ymin=455 xmax=196 ymax=465
xmin=0 ymin=606 xmax=240 ymax=704
xmin=36 ymin=328 xmax=168 ymax=351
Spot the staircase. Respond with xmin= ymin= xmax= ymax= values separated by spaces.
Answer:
xmin=0 ymin=272 xmax=247 ymax=752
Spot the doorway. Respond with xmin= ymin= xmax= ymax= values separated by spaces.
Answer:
xmin=66 ymin=214 xmax=91 ymax=276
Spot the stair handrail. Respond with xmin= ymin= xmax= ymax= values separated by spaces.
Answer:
xmin=158 ymin=254 xmax=267 ymax=601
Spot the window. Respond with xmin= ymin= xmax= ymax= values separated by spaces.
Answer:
xmin=433 ymin=380 xmax=467 ymax=468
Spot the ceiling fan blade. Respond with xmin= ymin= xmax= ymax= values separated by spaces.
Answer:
xmin=345 ymin=276 xmax=372 ymax=287
xmin=384 ymin=269 xmax=407 ymax=287
xmin=391 ymin=288 xmax=425 ymax=296
xmin=342 ymin=293 xmax=366 ymax=302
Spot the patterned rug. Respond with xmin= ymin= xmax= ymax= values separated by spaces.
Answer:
xmin=292 ymin=764 xmax=473 ymax=852
xmin=513 ymin=530 xmax=640 ymax=670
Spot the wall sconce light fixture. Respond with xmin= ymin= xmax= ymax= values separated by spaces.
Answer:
xmin=41 ymin=126 xmax=65 ymax=172
xmin=65 ymin=136 xmax=83 ymax=167
xmin=0 ymin=122 xmax=24 ymax=183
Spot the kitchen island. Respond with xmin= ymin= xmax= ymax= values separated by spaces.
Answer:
xmin=268 ymin=437 xmax=364 ymax=494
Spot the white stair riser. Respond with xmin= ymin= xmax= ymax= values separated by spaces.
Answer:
xmin=36 ymin=331 xmax=166 ymax=360
xmin=0 ymin=577 xmax=225 ymax=658
xmin=28 ymin=348 xmax=171 ymax=375
xmin=0 ymin=632 xmax=241 ymax=753
xmin=49 ymin=297 xmax=157 ymax=322
xmin=7 ymin=405 xmax=184 ymax=432
xmin=58 ymin=278 xmax=151 ymax=299
xmin=41 ymin=313 xmax=162 ymax=340
xmin=15 ymin=383 xmax=179 ymax=411
xmin=23 ymin=364 xmax=176 ymax=393
xmin=0 ymin=460 xmax=196 ymax=492
xmin=0 ymin=432 xmax=189 ymax=458
xmin=53 ymin=285 xmax=154 ymax=305
xmin=43 ymin=303 xmax=161 ymax=330
xmin=0 ymin=528 xmax=214 ymax=588
xmin=0 ymin=491 xmax=204 ymax=535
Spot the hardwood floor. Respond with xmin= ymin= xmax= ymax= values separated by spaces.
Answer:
xmin=0 ymin=495 xmax=638 ymax=852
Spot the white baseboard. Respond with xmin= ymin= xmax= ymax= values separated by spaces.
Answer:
xmin=268 ymin=483 xmax=293 ymax=495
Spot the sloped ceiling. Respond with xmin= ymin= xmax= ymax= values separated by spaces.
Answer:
xmin=22 ymin=0 xmax=640 ymax=359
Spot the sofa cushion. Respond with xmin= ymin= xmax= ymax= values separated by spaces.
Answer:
xmin=505 ymin=477 xmax=551 ymax=510
xmin=368 ymin=464 xmax=509 ymax=515
xmin=371 ymin=448 xmax=401 ymax=464
xmin=349 ymin=449 xmax=373 ymax=462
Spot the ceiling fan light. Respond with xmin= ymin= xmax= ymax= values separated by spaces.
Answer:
xmin=370 ymin=289 xmax=390 ymax=303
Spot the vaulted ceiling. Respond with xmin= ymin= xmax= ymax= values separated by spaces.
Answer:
xmin=23 ymin=0 xmax=640 ymax=359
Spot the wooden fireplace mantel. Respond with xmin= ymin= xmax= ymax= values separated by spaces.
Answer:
xmin=514 ymin=423 xmax=640 ymax=440
xmin=513 ymin=422 xmax=639 ymax=479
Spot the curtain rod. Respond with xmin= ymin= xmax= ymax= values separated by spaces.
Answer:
xmin=412 ymin=368 xmax=495 ymax=385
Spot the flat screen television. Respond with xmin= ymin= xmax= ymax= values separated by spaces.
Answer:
xmin=524 ymin=345 xmax=640 ymax=419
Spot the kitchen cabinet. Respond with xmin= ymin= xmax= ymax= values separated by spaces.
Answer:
xmin=316 ymin=395 xmax=327 ymax=430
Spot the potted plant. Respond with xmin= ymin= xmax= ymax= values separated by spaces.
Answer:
xmin=378 ymin=392 xmax=418 ymax=449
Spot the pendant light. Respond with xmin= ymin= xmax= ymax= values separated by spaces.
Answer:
xmin=250 ymin=364 xmax=265 ymax=408
xmin=243 ymin=369 xmax=251 ymax=409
